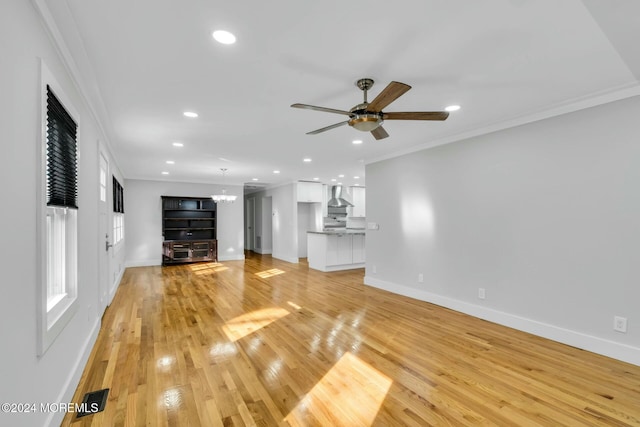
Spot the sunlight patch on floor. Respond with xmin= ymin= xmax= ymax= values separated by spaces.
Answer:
xmin=189 ymin=262 xmax=228 ymax=275
xmin=255 ymin=268 xmax=285 ymax=278
xmin=222 ymin=307 xmax=290 ymax=341
xmin=285 ymin=352 xmax=392 ymax=426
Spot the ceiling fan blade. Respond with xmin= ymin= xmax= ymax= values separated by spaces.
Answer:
xmin=306 ymin=121 xmax=349 ymax=135
xmin=291 ymin=103 xmax=351 ymax=116
xmin=383 ymin=111 xmax=449 ymax=121
xmin=367 ymin=81 xmax=411 ymax=112
xmin=371 ymin=126 xmax=389 ymax=140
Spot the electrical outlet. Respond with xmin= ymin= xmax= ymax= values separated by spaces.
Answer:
xmin=614 ymin=316 xmax=627 ymax=333
xmin=372 ymin=265 xmax=377 ymax=274
xmin=478 ymin=288 xmax=486 ymax=300
xmin=418 ymin=273 xmax=424 ymax=283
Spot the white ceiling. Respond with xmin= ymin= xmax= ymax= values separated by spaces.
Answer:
xmin=44 ymin=0 xmax=640 ymax=190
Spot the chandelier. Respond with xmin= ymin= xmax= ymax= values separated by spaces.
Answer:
xmin=211 ymin=168 xmax=237 ymax=203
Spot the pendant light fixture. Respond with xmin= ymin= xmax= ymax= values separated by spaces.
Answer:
xmin=211 ymin=168 xmax=237 ymax=203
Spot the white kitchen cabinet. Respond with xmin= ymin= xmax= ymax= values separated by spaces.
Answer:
xmin=335 ymin=234 xmax=353 ymax=265
xmin=297 ymin=181 xmax=323 ymax=203
xmin=307 ymin=232 xmax=365 ymax=272
xmin=322 ymin=184 xmax=329 ymax=217
xmin=352 ymin=234 xmax=365 ymax=263
xmin=325 ymin=234 xmax=352 ymax=265
xmin=348 ymin=186 xmax=366 ymax=217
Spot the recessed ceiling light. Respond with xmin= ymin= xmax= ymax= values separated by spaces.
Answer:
xmin=303 ymin=158 xmax=312 ymax=162
xmin=354 ymin=176 xmax=359 ymax=179
xmin=338 ymin=174 xmax=344 ymax=178
xmin=161 ymin=171 xmax=169 ymax=175
xmin=313 ymin=177 xmax=319 ymax=181
xmin=172 ymin=142 xmax=184 ymax=147
xmin=354 ymin=183 xmax=360 ymax=186
xmin=337 ymin=182 xmax=343 ymax=185
xmin=252 ymin=178 xmax=259 ymax=181
xmin=183 ymin=111 xmax=198 ymax=118
xmin=352 ymin=139 xmax=363 ymax=145
xmin=166 ymin=160 xmax=175 ymax=164
xmin=331 ymin=178 xmax=336 ymax=182
xmin=273 ymin=170 xmax=280 ymax=174
xmin=213 ymin=30 xmax=236 ymax=45
xmin=445 ymin=105 xmax=461 ymax=112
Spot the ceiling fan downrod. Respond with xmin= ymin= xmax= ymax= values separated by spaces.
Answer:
xmin=356 ymin=78 xmax=374 ymax=104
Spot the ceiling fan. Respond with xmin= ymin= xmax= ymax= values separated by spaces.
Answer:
xmin=291 ymin=78 xmax=449 ymax=140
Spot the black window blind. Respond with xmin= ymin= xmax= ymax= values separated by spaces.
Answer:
xmin=113 ymin=176 xmax=124 ymax=213
xmin=46 ymin=85 xmax=78 ymax=209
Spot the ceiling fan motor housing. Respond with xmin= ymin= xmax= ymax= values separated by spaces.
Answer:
xmin=349 ymin=101 xmax=383 ymax=131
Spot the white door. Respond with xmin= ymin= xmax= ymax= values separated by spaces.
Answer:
xmin=98 ymin=151 xmax=110 ymax=315
xmin=246 ymin=197 xmax=255 ymax=251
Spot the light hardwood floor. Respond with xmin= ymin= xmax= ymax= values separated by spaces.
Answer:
xmin=63 ymin=253 xmax=640 ymax=426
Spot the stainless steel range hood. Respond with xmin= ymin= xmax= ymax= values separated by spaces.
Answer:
xmin=327 ymin=185 xmax=353 ymax=208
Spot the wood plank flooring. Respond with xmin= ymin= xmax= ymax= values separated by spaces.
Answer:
xmin=63 ymin=253 xmax=640 ymax=426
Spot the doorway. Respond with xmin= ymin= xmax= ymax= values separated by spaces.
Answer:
xmin=245 ymin=197 xmax=256 ymax=251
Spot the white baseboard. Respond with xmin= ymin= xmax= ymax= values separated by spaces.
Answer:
xmin=254 ymin=248 xmax=272 ymax=255
xmin=125 ymin=259 xmax=160 ymax=267
xmin=45 ymin=318 xmax=101 ymax=427
xmin=310 ymin=262 xmax=365 ymax=272
xmin=364 ymin=276 xmax=640 ymax=366
xmin=272 ymin=254 xmax=299 ymax=264
xmin=218 ymin=254 xmax=245 ymax=261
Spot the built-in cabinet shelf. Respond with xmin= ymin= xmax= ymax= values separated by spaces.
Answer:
xmin=162 ymin=196 xmax=217 ymax=265
xmin=297 ymin=181 xmax=323 ymax=203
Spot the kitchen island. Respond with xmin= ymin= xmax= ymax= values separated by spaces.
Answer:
xmin=307 ymin=230 xmax=365 ymax=272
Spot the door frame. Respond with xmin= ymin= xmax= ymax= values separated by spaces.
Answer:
xmin=97 ymin=148 xmax=111 ymax=316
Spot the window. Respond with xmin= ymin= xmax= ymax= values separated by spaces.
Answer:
xmin=38 ymin=63 xmax=79 ymax=355
xmin=99 ymin=163 xmax=107 ymax=202
xmin=113 ymin=176 xmax=124 ymax=245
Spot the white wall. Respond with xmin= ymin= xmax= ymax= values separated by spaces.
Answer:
xmin=365 ymin=94 xmax=640 ymax=365
xmin=125 ymin=179 xmax=245 ymax=266
xmin=0 ymin=1 xmax=123 ymax=425
xmin=248 ymin=183 xmax=298 ymax=263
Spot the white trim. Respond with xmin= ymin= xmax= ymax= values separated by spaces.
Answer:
xmin=44 ymin=318 xmax=100 ymax=427
xmin=309 ymin=263 xmax=365 ymax=272
xmin=272 ymin=255 xmax=300 ymax=264
xmin=126 ymin=259 xmax=161 ymax=268
xmin=30 ymin=0 xmax=122 ymax=176
xmin=107 ymin=266 xmax=125 ymax=306
xmin=364 ymin=276 xmax=640 ymax=366
xmin=365 ymin=83 xmax=640 ymax=166
xmin=37 ymin=60 xmax=80 ymax=356
xmin=218 ymin=254 xmax=246 ymax=261
xmin=253 ymin=249 xmax=273 ymax=255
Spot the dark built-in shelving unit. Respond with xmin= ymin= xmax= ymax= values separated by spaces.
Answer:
xmin=161 ymin=196 xmax=217 ymax=265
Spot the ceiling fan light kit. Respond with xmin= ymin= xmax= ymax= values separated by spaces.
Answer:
xmin=292 ymin=78 xmax=449 ymax=140
xmin=350 ymin=114 xmax=382 ymax=131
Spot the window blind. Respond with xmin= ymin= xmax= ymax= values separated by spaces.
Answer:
xmin=46 ymin=85 xmax=78 ymax=209
xmin=113 ymin=176 xmax=124 ymax=213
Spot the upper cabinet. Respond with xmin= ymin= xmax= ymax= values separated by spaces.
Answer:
xmin=348 ymin=186 xmax=366 ymax=217
xmin=297 ymin=181 xmax=323 ymax=203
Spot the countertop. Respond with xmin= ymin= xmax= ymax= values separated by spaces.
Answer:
xmin=307 ymin=229 xmax=366 ymax=235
